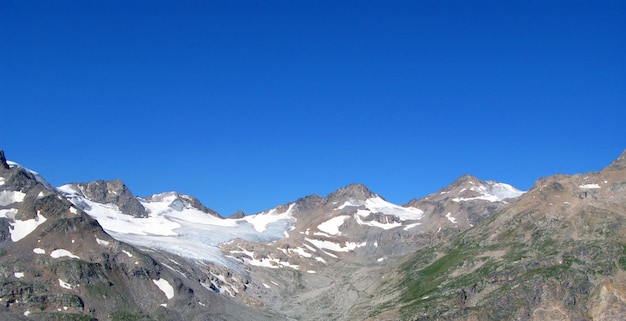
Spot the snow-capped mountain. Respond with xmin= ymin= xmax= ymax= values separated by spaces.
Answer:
xmin=3 ymin=148 xmax=625 ymax=321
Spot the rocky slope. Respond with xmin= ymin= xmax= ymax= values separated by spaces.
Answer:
xmin=358 ymin=150 xmax=626 ymax=320
xmin=0 ymin=151 xmax=279 ymax=320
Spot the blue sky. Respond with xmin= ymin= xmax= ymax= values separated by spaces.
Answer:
xmin=2 ymin=1 xmax=625 ymax=216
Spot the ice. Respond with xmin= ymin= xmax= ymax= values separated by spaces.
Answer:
xmin=60 ymin=186 xmax=298 ymax=272
xmin=10 ymin=211 xmax=47 ymax=242
xmin=317 ymin=215 xmax=350 ymax=236
xmin=0 ymin=190 xmax=26 ymax=206
xmin=50 ymin=249 xmax=80 ymax=259
xmin=445 ymin=212 xmax=457 ymax=224
xmin=579 ymin=184 xmax=601 ymax=189
xmin=153 ymin=278 xmax=175 ymax=299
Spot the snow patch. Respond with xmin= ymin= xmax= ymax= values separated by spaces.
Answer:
xmin=445 ymin=212 xmax=457 ymax=224
xmin=58 ymin=279 xmax=72 ymax=289
xmin=9 ymin=211 xmax=47 ymax=242
xmin=305 ymin=238 xmax=366 ymax=253
xmin=153 ymin=278 xmax=175 ymax=299
xmin=0 ymin=190 xmax=26 ymax=206
xmin=50 ymin=249 xmax=80 ymax=259
xmin=354 ymin=211 xmax=401 ymax=230
xmin=403 ymin=222 xmax=422 ymax=231
xmin=453 ymin=182 xmax=524 ymax=203
xmin=33 ymin=248 xmax=46 ymax=254
xmin=95 ymin=237 xmax=110 ymax=246
xmin=122 ymin=250 xmax=133 ymax=257
xmin=579 ymin=184 xmax=601 ymax=189
xmin=317 ymin=215 xmax=350 ymax=236
xmin=14 ymin=272 xmax=24 ymax=278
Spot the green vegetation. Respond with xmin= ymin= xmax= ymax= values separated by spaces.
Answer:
xmin=110 ymin=310 xmax=154 ymax=321
xmin=619 ymin=244 xmax=626 ymax=270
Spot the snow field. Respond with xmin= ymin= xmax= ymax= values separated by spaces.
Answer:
xmin=153 ymin=278 xmax=175 ymax=299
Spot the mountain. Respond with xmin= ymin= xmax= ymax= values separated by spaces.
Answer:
xmin=357 ymin=150 xmax=626 ymax=320
xmin=1 ymin=148 xmax=625 ymax=320
xmin=0 ymin=153 xmax=280 ymax=320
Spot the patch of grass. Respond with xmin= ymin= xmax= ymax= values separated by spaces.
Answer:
xmin=619 ymin=245 xmax=626 ymax=270
xmin=401 ymin=248 xmax=465 ymax=303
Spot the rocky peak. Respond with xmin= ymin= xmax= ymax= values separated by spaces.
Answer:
xmin=230 ymin=210 xmax=245 ymax=219
xmin=145 ymin=191 xmax=222 ymax=217
xmin=74 ymin=179 xmax=147 ymax=217
xmin=0 ymin=150 xmax=9 ymax=169
xmin=327 ymin=183 xmax=376 ymax=203
xmin=606 ymin=149 xmax=626 ymax=171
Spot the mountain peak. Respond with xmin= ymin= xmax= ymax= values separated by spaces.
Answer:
xmin=328 ymin=183 xmax=376 ymax=202
xmin=0 ymin=150 xmax=8 ymax=169
xmin=607 ymin=149 xmax=626 ymax=171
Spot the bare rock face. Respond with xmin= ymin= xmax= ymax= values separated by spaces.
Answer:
xmin=0 ymin=150 xmax=9 ymax=169
xmin=72 ymin=179 xmax=147 ymax=217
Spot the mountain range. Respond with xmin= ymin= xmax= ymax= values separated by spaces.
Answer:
xmin=0 ymin=148 xmax=624 ymax=320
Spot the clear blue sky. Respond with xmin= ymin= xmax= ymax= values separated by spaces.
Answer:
xmin=2 ymin=1 xmax=625 ymax=216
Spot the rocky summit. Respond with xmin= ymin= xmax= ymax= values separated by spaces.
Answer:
xmin=1 ymin=149 xmax=625 ymax=320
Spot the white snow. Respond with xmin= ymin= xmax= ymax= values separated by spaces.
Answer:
xmin=69 ymin=207 xmax=78 ymax=214
xmin=445 ymin=212 xmax=457 ymax=224
xmin=59 ymin=184 xmax=297 ymax=271
xmin=262 ymin=283 xmax=271 ymax=288
xmin=377 ymin=257 xmax=385 ymax=262
xmin=153 ymin=278 xmax=175 ymax=299
xmin=306 ymin=270 xmax=317 ymax=274
xmin=33 ymin=248 xmax=46 ymax=254
xmin=353 ymin=211 xmax=401 ymax=230
xmin=317 ymin=215 xmax=350 ymax=236
xmin=58 ymin=279 xmax=72 ymax=289
xmin=579 ymin=184 xmax=601 ymax=189
xmin=241 ymin=203 xmax=297 ymax=233
xmin=14 ymin=272 xmax=24 ymax=278
xmin=24 ymin=311 xmax=30 ymax=317
xmin=403 ymin=222 xmax=422 ymax=231
xmin=0 ymin=190 xmax=26 ymax=206
xmin=8 ymin=211 xmax=48 ymax=242
xmin=305 ymin=238 xmax=366 ymax=253
xmin=0 ymin=177 xmax=4 ymax=185
xmin=452 ymin=182 xmax=524 ymax=202
xmin=340 ymin=196 xmax=424 ymax=230
xmin=50 ymin=249 xmax=80 ymax=259
xmin=95 ymin=237 xmax=110 ymax=246
xmin=338 ymin=196 xmax=424 ymax=221
xmin=288 ymin=247 xmax=313 ymax=258
xmin=122 ymin=250 xmax=133 ymax=257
